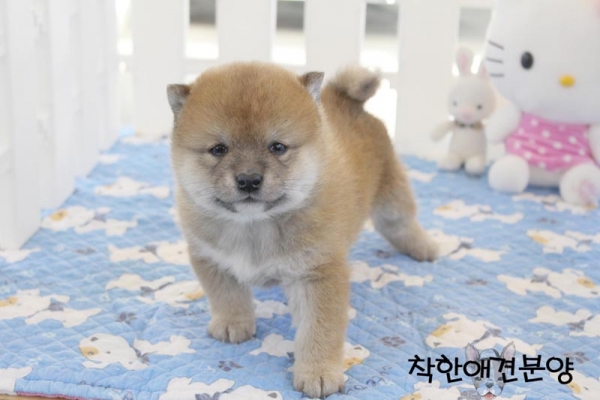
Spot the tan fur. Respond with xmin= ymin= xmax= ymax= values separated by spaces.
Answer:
xmin=168 ymin=62 xmax=437 ymax=397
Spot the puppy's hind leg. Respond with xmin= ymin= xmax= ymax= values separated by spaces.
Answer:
xmin=372 ymin=160 xmax=438 ymax=262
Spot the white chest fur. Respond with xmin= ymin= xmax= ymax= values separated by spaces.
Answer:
xmin=186 ymin=219 xmax=313 ymax=286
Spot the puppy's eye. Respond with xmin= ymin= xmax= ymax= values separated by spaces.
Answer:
xmin=210 ymin=144 xmax=228 ymax=156
xmin=269 ymin=142 xmax=287 ymax=155
xmin=521 ymin=52 xmax=534 ymax=70
xmin=477 ymin=104 xmax=483 ymax=110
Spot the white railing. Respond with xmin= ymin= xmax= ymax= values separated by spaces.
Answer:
xmin=0 ymin=0 xmax=493 ymax=249
xmin=0 ymin=0 xmax=118 ymax=249
xmin=126 ymin=0 xmax=492 ymax=138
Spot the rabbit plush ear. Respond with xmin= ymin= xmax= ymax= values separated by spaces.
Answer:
xmin=477 ymin=62 xmax=489 ymax=79
xmin=456 ymin=47 xmax=474 ymax=76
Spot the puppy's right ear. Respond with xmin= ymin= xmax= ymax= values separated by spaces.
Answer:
xmin=167 ymin=84 xmax=191 ymax=118
xmin=501 ymin=342 xmax=516 ymax=361
xmin=465 ymin=343 xmax=480 ymax=362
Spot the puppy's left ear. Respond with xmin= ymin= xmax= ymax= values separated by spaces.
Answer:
xmin=299 ymin=71 xmax=324 ymax=103
xmin=167 ymin=84 xmax=191 ymax=118
xmin=465 ymin=343 xmax=480 ymax=362
xmin=501 ymin=342 xmax=516 ymax=361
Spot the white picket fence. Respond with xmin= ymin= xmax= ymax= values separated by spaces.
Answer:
xmin=0 ymin=0 xmax=492 ymax=249
xmin=0 ymin=0 xmax=119 ymax=249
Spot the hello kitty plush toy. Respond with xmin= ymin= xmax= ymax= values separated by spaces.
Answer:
xmin=485 ymin=0 xmax=600 ymax=206
xmin=431 ymin=47 xmax=496 ymax=176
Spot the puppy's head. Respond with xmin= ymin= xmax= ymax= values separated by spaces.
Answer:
xmin=465 ymin=342 xmax=516 ymax=399
xmin=168 ymin=63 xmax=324 ymax=222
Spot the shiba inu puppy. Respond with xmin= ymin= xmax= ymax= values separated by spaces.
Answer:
xmin=167 ymin=62 xmax=438 ymax=397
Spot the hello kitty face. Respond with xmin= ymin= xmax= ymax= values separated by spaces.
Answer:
xmin=449 ymin=48 xmax=496 ymax=124
xmin=486 ymin=0 xmax=600 ymax=124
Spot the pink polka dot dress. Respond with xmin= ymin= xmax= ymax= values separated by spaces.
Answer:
xmin=505 ymin=113 xmax=595 ymax=171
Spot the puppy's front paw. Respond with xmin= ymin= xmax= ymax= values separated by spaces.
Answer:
xmin=208 ymin=317 xmax=255 ymax=344
xmin=294 ymin=362 xmax=344 ymax=398
xmin=406 ymin=235 xmax=439 ymax=262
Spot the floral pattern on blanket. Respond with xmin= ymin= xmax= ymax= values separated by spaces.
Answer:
xmin=1 ymin=132 xmax=599 ymax=399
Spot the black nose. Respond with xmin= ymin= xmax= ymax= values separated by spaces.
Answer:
xmin=486 ymin=381 xmax=494 ymax=388
xmin=236 ymin=173 xmax=262 ymax=193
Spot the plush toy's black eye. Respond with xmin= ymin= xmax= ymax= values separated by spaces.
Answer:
xmin=521 ymin=52 xmax=534 ymax=70
xmin=269 ymin=142 xmax=287 ymax=155
xmin=453 ymin=101 xmax=458 ymax=107
xmin=477 ymin=104 xmax=483 ymax=110
xmin=210 ymin=144 xmax=228 ymax=156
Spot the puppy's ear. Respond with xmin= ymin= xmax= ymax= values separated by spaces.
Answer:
xmin=501 ymin=342 xmax=516 ymax=361
xmin=465 ymin=343 xmax=480 ymax=362
xmin=167 ymin=84 xmax=191 ymax=118
xmin=299 ymin=71 xmax=324 ymax=103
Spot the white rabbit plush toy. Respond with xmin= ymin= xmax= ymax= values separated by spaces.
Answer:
xmin=485 ymin=0 xmax=600 ymax=206
xmin=431 ymin=47 xmax=496 ymax=176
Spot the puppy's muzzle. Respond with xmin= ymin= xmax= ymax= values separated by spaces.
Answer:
xmin=237 ymin=173 xmax=263 ymax=193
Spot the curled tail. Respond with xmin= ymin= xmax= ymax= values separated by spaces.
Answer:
xmin=326 ymin=66 xmax=381 ymax=105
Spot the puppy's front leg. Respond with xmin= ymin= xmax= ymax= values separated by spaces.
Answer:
xmin=191 ymin=257 xmax=255 ymax=343
xmin=286 ymin=261 xmax=349 ymax=398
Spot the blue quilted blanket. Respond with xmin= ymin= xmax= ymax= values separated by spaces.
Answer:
xmin=1 ymin=131 xmax=599 ymax=400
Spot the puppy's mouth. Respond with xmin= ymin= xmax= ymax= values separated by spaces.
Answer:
xmin=239 ymin=197 xmax=260 ymax=204
xmin=215 ymin=195 xmax=286 ymax=213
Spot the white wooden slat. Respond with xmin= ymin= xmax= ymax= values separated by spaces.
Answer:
xmin=216 ymin=0 xmax=276 ymax=63
xmin=49 ymin=0 xmax=82 ymax=206
xmin=79 ymin=0 xmax=105 ymax=175
xmin=32 ymin=0 xmax=80 ymax=209
xmin=100 ymin=0 xmax=120 ymax=149
xmin=0 ymin=2 xmax=8 ymax=179
xmin=131 ymin=0 xmax=188 ymax=137
xmin=65 ymin=1 xmax=86 ymax=181
xmin=305 ymin=0 xmax=366 ymax=77
xmin=395 ymin=0 xmax=460 ymax=152
xmin=0 ymin=0 xmax=41 ymax=249
xmin=34 ymin=0 xmax=61 ymax=208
